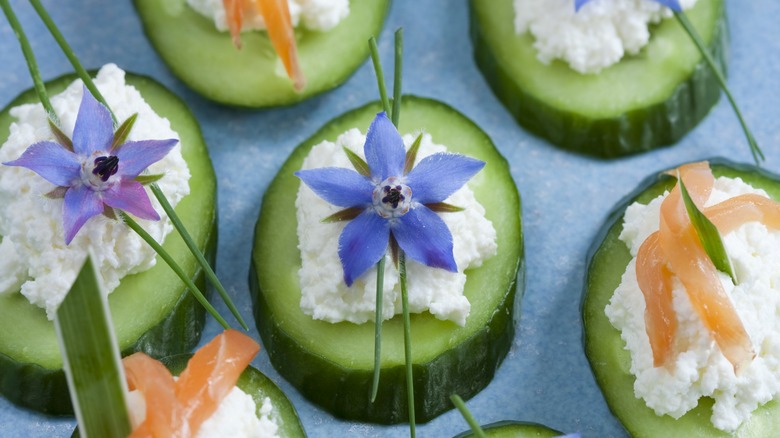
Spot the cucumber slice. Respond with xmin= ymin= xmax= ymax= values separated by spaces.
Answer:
xmin=454 ymin=420 xmax=564 ymax=438
xmin=72 ymin=355 xmax=306 ymax=437
xmin=470 ymin=0 xmax=727 ymax=158
xmin=0 ymin=73 xmax=217 ymax=415
xmin=250 ymin=96 xmax=523 ymax=423
xmin=133 ymin=0 xmax=390 ymax=108
xmin=583 ymin=159 xmax=780 ymax=436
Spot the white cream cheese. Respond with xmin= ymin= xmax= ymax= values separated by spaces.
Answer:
xmin=295 ymin=128 xmax=497 ymax=327
xmin=514 ymin=0 xmax=698 ymax=74
xmin=606 ymin=176 xmax=780 ymax=432
xmin=187 ymin=0 xmax=349 ymax=33
xmin=127 ymin=386 xmax=280 ymax=438
xmin=0 ymin=64 xmax=190 ymax=319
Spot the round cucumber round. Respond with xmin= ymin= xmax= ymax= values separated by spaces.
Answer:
xmin=133 ymin=0 xmax=390 ymax=108
xmin=0 ymin=73 xmax=218 ymax=415
xmin=250 ymin=96 xmax=523 ymax=423
xmin=454 ymin=420 xmax=565 ymax=438
xmin=583 ymin=159 xmax=780 ymax=437
xmin=470 ymin=0 xmax=727 ymax=158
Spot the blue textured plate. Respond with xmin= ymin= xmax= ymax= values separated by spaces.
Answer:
xmin=0 ymin=1 xmax=778 ymax=436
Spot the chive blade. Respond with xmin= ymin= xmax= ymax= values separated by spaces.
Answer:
xmin=391 ymin=28 xmax=403 ymax=128
xmin=369 ymin=37 xmax=392 ymax=116
xmin=54 ymin=254 xmax=131 ymax=438
xmin=149 ymin=184 xmax=246 ymax=329
xmin=450 ymin=394 xmax=487 ymax=438
xmin=674 ymin=11 xmax=764 ymax=165
xmin=29 ymin=0 xmax=118 ymax=126
xmin=399 ymin=251 xmax=416 ymax=437
xmin=0 ymin=0 xmax=59 ymax=126
xmin=120 ymin=211 xmax=231 ymax=329
xmin=370 ymin=256 xmax=385 ymax=402
xmin=678 ymin=174 xmax=737 ymax=283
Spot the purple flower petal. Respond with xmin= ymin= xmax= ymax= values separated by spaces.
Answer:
xmin=3 ymin=141 xmax=80 ymax=187
xmin=295 ymin=167 xmax=373 ymax=208
xmin=364 ymin=112 xmax=405 ymax=181
xmin=405 ymin=153 xmax=485 ymax=204
xmin=63 ymin=184 xmax=103 ymax=244
xmin=102 ymin=181 xmax=160 ymax=221
xmin=574 ymin=0 xmax=591 ymax=11
xmin=72 ymin=86 xmax=114 ymax=156
xmin=655 ymin=0 xmax=682 ymax=11
xmin=392 ymin=205 xmax=457 ymax=272
xmin=115 ymin=139 xmax=178 ymax=178
xmin=338 ymin=209 xmax=389 ymax=286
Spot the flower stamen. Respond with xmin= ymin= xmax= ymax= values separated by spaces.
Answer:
xmin=92 ymin=155 xmax=119 ymax=182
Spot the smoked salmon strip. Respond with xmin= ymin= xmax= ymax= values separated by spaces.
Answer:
xmin=123 ymin=330 xmax=260 ymax=437
xmin=223 ymin=0 xmax=306 ymax=90
xmin=637 ymin=162 xmax=759 ymax=372
xmin=636 ymin=232 xmax=677 ymax=368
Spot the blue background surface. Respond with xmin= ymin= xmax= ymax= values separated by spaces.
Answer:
xmin=0 ymin=0 xmax=778 ymax=437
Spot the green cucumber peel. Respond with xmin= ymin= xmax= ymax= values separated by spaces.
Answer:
xmin=674 ymin=11 xmax=763 ymax=165
xmin=55 ymin=254 xmax=131 ymax=438
xmin=678 ymin=173 xmax=737 ymax=283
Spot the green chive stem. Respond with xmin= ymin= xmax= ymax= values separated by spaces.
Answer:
xmin=370 ymin=256 xmax=385 ymax=402
xmin=29 ymin=0 xmax=117 ymax=126
xmin=150 ymin=184 xmax=248 ymax=330
xmin=450 ymin=394 xmax=487 ymax=438
xmin=400 ymin=251 xmax=415 ymax=437
xmin=369 ymin=37 xmax=392 ymax=116
xmin=120 ymin=212 xmax=230 ymax=330
xmin=391 ymin=28 xmax=403 ymax=127
xmin=0 ymin=0 xmax=59 ymax=126
xmin=674 ymin=11 xmax=763 ymax=165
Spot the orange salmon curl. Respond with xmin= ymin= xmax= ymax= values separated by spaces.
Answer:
xmin=124 ymin=330 xmax=260 ymax=437
xmin=223 ymin=0 xmax=306 ymax=91
xmin=634 ymin=162 xmax=780 ymax=373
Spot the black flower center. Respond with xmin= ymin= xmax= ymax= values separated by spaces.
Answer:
xmin=382 ymin=185 xmax=405 ymax=209
xmin=92 ymin=155 xmax=119 ymax=182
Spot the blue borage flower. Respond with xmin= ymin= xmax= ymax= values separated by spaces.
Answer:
xmin=575 ymin=0 xmax=681 ymax=12
xmin=3 ymin=86 xmax=177 ymax=244
xmin=295 ymin=111 xmax=485 ymax=286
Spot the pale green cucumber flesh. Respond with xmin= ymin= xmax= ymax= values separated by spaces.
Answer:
xmin=454 ymin=420 xmax=564 ymax=438
xmin=470 ymin=0 xmax=727 ymax=158
xmin=0 ymin=73 xmax=217 ymax=415
xmin=133 ymin=0 xmax=390 ymax=108
xmin=583 ymin=159 xmax=780 ymax=437
xmin=250 ymin=96 xmax=523 ymax=423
